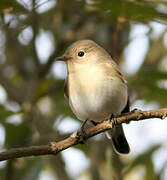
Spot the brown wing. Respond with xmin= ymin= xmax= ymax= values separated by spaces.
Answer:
xmin=102 ymin=60 xmax=127 ymax=84
xmin=121 ymin=98 xmax=130 ymax=114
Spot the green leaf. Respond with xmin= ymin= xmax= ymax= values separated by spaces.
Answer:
xmin=3 ymin=122 xmax=31 ymax=147
xmin=34 ymin=78 xmax=56 ymax=101
xmin=99 ymin=0 xmax=167 ymax=23
xmin=0 ymin=104 xmax=22 ymax=120
xmin=21 ymin=158 xmax=43 ymax=180
xmin=125 ymin=144 xmax=161 ymax=178
xmin=0 ymin=0 xmax=27 ymax=13
xmin=129 ymin=71 xmax=167 ymax=107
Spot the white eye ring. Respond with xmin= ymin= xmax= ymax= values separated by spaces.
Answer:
xmin=78 ymin=51 xmax=85 ymax=57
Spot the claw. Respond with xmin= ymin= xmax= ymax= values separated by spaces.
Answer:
xmin=110 ymin=113 xmax=114 ymax=120
xmin=110 ymin=113 xmax=117 ymax=126
xmin=91 ymin=120 xmax=99 ymax=126
xmin=131 ymin=108 xmax=138 ymax=113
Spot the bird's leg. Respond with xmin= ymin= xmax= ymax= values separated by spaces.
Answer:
xmin=80 ymin=119 xmax=88 ymax=140
xmin=110 ymin=113 xmax=114 ymax=119
xmin=110 ymin=113 xmax=118 ymax=126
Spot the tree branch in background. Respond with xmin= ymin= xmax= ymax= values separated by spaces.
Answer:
xmin=39 ymin=41 xmax=66 ymax=78
xmin=31 ymin=0 xmax=40 ymax=68
xmin=0 ymin=108 xmax=167 ymax=162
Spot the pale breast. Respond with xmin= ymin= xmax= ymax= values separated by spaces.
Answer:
xmin=68 ymin=64 xmax=128 ymax=121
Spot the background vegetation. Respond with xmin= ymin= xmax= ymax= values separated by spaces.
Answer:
xmin=0 ymin=0 xmax=167 ymax=179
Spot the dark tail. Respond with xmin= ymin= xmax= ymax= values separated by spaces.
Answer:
xmin=111 ymin=99 xmax=130 ymax=154
xmin=111 ymin=125 xmax=130 ymax=154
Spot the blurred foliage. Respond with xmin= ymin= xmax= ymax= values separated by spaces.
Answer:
xmin=0 ymin=0 xmax=167 ymax=180
xmin=125 ymin=144 xmax=161 ymax=180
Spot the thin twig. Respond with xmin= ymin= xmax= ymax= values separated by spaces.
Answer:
xmin=0 ymin=108 xmax=167 ymax=162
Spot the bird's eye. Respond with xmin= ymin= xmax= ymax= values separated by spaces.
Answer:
xmin=78 ymin=51 xmax=85 ymax=57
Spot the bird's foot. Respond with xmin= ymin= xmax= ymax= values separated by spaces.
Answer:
xmin=90 ymin=120 xmax=100 ymax=126
xmin=109 ymin=113 xmax=118 ymax=126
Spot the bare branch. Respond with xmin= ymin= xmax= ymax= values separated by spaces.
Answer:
xmin=39 ymin=41 xmax=66 ymax=78
xmin=31 ymin=0 xmax=41 ymax=68
xmin=0 ymin=108 xmax=167 ymax=162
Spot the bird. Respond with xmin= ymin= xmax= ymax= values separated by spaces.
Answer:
xmin=56 ymin=40 xmax=130 ymax=154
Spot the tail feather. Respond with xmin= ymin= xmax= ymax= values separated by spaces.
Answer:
xmin=106 ymin=100 xmax=130 ymax=154
xmin=111 ymin=125 xmax=130 ymax=154
xmin=111 ymin=99 xmax=130 ymax=154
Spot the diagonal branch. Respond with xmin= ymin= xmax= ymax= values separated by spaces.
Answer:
xmin=0 ymin=108 xmax=167 ymax=162
xmin=39 ymin=41 xmax=66 ymax=78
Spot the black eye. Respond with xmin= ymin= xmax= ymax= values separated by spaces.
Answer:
xmin=78 ymin=51 xmax=85 ymax=57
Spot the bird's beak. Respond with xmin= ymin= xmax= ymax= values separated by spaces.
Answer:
xmin=56 ymin=56 xmax=69 ymax=61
